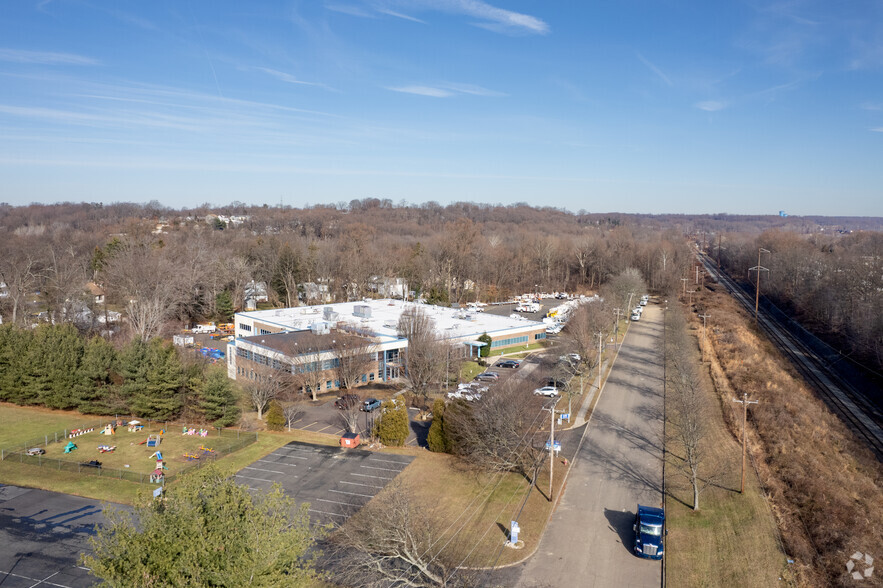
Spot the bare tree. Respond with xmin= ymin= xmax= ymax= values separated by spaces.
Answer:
xmin=444 ymin=381 xmax=547 ymax=480
xmin=664 ymin=307 xmax=719 ymax=511
xmin=337 ymin=392 xmax=364 ymax=434
xmin=332 ymin=334 xmax=377 ymax=391
xmin=0 ymin=247 xmax=40 ymax=324
xmin=243 ymin=368 xmax=284 ymax=421
xmin=281 ymin=400 xmax=304 ymax=432
xmin=330 ymin=479 xmax=477 ymax=588
xmin=397 ymin=306 xmax=447 ymax=407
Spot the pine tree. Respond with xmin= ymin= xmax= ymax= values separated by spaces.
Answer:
xmin=265 ymin=400 xmax=285 ymax=432
xmin=477 ymin=332 xmax=492 ymax=358
xmin=83 ymin=465 xmax=319 ymax=586
xmin=374 ymin=399 xmax=409 ymax=446
xmin=118 ymin=339 xmax=150 ymax=414
xmin=215 ymin=290 xmax=234 ymax=322
xmin=130 ymin=339 xmax=184 ymax=420
xmin=0 ymin=325 xmax=28 ymax=404
xmin=196 ymin=368 xmax=241 ymax=427
xmin=22 ymin=325 xmax=84 ymax=410
xmin=426 ymin=398 xmax=450 ymax=453
xmin=75 ymin=336 xmax=119 ymax=415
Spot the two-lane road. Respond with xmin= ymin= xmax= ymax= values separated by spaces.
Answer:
xmin=513 ymin=304 xmax=665 ymax=587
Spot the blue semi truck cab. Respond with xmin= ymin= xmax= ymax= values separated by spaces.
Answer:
xmin=633 ymin=504 xmax=665 ymax=559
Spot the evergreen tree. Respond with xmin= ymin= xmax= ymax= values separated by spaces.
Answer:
xmin=28 ymin=324 xmax=84 ymax=409
xmin=130 ymin=339 xmax=184 ymax=420
xmin=265 ymin=400 xmax=285 ymax=431
xmin=75 ymin=336 xmax=120 ymax=415
xmin=196 ymin=368 xmax=241 ymax=427
xmin=477 ymin=332 xmax=492 ymax=358
xmin=215 ymin=290 xmax=234 ymax=322
xmin=83 ymin=465 xmax=319 ymax=587
xmin=0 ymin=325 xmax=28 ymax=404
xmin=426 ymin=398 xmax=450 ymax=453
xmin=374 ymin=399 xmax=409 ymax=446
xmin=118 ymin=339 xmax=150 ymax=413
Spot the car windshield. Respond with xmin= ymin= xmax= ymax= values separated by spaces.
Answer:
xmin=640 ymin=523 xmax=662 ymax=536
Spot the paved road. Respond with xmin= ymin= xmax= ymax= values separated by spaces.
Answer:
xmin=513 ymin=304 xmax=665 ymax=587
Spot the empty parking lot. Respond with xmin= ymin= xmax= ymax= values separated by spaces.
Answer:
xmin=235 ymin=441 xmax=414 ymax=525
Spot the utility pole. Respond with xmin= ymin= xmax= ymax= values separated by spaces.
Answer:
xmin=613 ymin=308 xmax=622 ymax=345
xmin=695 ymin=264 xmax=699 ymax=284
xmin=732 ymin=393 xmax=759 ymax=493
xmin=717 ymin=234 xmax=722 ymax=270
xmin=596 ymin=331 xmax=604 ymax=361
xmin=698 ymin=313 xmax=710 ymax=340
xmin=687 ymin=289 xmax=696 ymax=309
xmin=748 ymin=248 xmax=770 ymax=323
xmin=542 ymin=399 xmax=561 ymax=501
xmin=681 ymin=277 xmax=688 ymax=295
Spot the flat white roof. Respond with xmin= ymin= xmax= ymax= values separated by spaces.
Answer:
xmin=236 ymin=299 xmax=544 ymax=342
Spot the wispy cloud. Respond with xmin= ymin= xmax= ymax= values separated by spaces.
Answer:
xmin=253 ymin=67 xmax=336 ymax=91
xmin=386 ymin=81 xmax=504 ymax=97
xmin=636 ymin=52 xmax=673 ymax=86
xmin=695 ymin=100 xmax=727 ymax=112
xmin=387 ymin=85 xmax=454 ymax=97
xmin=0 ymin=48 xmax=99 ymax=66
xmin=860 ymin=102 xmax=883 ymax=111
xmin=871 ymin=127 xmax=883 ymax=133
xmin=327 ymin=1 xmax=548 ymax=35
xmin=376 ymin=7 xmax=426 ymax=24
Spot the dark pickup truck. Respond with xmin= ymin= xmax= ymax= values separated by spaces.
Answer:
xmin=633 ymin=504 xmax=665 ymax=560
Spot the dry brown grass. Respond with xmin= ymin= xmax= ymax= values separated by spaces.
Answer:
xmin=696 ymin=286 xmax=883 ymax=587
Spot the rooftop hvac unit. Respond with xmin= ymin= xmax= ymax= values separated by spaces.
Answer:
xmin=323 ymin=306 xmax=335 ymax=320
xmin=353 ymin=304 xmax=372 ymax=319
xmin=311 ymin=322 xmax=330 ymax=335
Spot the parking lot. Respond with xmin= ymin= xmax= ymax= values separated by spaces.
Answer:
xmin=0 ymin=485 xmax=108 ymax=588
xmin=234 ymin=441 xmax=414 ymax=525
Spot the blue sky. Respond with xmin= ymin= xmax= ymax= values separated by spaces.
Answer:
xmin=1 ymin=0 xmax=881 ymax=215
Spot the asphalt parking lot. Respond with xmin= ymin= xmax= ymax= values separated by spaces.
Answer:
xmin=0 ymin=485 xmax=108 ymax=588
xmin=234 ymin=441 xmax=414 ymax=525
xmin=289 ymin=399 xmax=427 ymax=447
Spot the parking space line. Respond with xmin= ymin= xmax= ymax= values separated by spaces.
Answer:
xmin=243 ymin=466 xmax=286 ymax=474
xmin=360 ymin=465 xmax=399 ymax=472
xmin=340 ymin=480 xmax=383 ymax=489
xmin=333 ymin=429 xmax=346 ymax=435
xmin=316 ymin=497 xmax=361 ymax=507
xmin=367 ymin=457 xmax=412 ymax=465
xmin=302 ymin=421 xmax=318 ymax=429
xmin=308 ymin=508 xmax=347 ymax=518
xmin=330 ymin=489 xmax=374 ymax=499
xmin=270 ymin=454 xmax=309 ymax=461
xmin=0 ymin=570 xmax=72 ymax=588
xmin=351 ymin=472 xmax=394 ymax=480
xmin=257 ymin=459 xmax=297 ymax=468
xmin=315 ymin=424 xmax=332 ymax=433
xmin=235 ymin=474 xmax=278 ymax=483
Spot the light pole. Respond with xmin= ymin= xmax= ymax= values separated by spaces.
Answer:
xmin=732 ymin=393 xmax=759 ymax=493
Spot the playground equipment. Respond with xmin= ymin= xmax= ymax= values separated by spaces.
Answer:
xmin=68 ymin=428 xmax=93 ymax=438
xmin=150 ymin=468 xmax=164 ymax=483
xmin=146 ymin=434 xmax=161 ymax=448
xmin=127 ymin=420 xmax=143 ymax=432
xmin=182 ymin=427 xmax=210 ymax=437
xmin=99 ymin=424 xmax=115 ymax=435
xmin=97 ymin=445 xmax=116 ymax=453
xmin=183 ymin=452 xmax=201 ymax=461
xmin=64 ymin=441 xmax=77 ymax=453
xmin=198 ymin=445 xmax=215 ymax=454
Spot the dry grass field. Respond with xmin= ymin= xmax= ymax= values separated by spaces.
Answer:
xmin=692 ymin=285 xmax=883 ymax=587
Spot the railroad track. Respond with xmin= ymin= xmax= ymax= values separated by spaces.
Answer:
xmin=697 ymin=252 xmax=883 ymax=461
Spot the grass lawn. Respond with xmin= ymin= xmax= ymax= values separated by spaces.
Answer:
xmin=369 ymin=446 xmax=568 ymax=568
xmin=664 ymin=332 xmax=791 ymax=587
xmin=460 ymin=360 xmax=485 ymax=381
xmin=486 ymin=341 xmax=547 ymax=357
xmin=0 ymin=402 xmax=101 ymax=450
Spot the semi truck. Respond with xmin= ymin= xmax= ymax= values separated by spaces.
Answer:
xmin=633 ymin=504 xmax=665 ymax=559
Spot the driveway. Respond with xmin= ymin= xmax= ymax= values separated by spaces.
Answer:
xmin=511 ymin=304 xmax=665 ymax=587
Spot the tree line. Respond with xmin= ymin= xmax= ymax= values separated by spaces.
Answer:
xmin=0 ymin=323 xmax=239 ymax=425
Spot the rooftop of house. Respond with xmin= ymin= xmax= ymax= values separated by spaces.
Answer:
xmin=236 ymin=299 xmax=543 ymax=342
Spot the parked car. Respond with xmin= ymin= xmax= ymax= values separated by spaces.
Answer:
xmin=496 ymin=359 xmax=521 ymax=369
xmin=639 ymin=298 xmax=648 ymax=306
xmin=26 ymin=447 xmax=45 ymax=456
xmin=476 ymin=371 xmax=500 ymax=381
xmin=335 ymin=394 xmax=361 ymax=410
xmin=547 ymin=377 xmax=567 ymax=389
xmin=533 ymin=386 xmax=560 ymax=397
xmin=361 ymin=398 xmax=382 ymax=412
xmin=80 ymin=460 xmax=102 ymax=469
xmin=631 ymin=312 xmax=641 ymax=321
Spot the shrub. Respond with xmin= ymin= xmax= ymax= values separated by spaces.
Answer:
xmin=426 ymin=398 xmax=450 ymax=453
xmin=265 ymin=400 xmax=285 ymax=432
xmin=374 ymin=399 xmax=409 ymax=446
